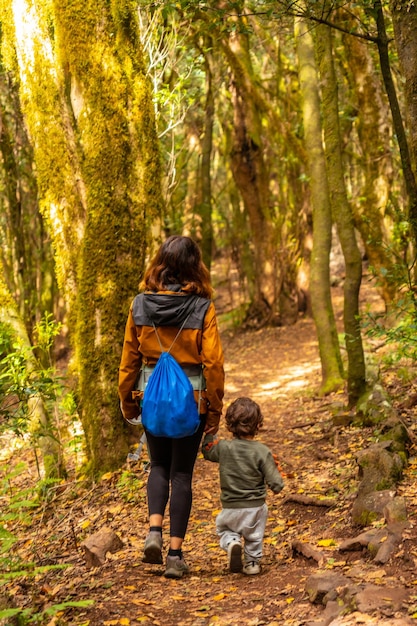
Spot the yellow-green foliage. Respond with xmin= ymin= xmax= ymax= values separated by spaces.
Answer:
xmin=0 ymin=273 xmax=16 ymax=312
xmin=0 ymin=0 xmax=19 ymax=75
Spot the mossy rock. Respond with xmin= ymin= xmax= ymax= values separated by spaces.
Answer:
xmin=355 ymin=384 xmax=396 ymax=426
xmin=356 ymin=443 xmax=404 ymax=495
xmin=379 ymin=420 xmax=410 ymax=454
xmin=351 ymin=489 xmax=396 ymax=527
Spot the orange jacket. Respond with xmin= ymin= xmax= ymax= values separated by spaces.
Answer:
xmin=118 ymin=289 xmax=225 ymax=432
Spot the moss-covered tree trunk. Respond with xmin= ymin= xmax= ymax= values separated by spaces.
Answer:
xmin=220 ymin=10 xmax=279 ymax=326
xmin=52 ymin=0 xmax=163 ymax=474
xmin=315 ymin=21 xmax=366 ymax=406
xmin=341 ymin=14 xmax=399 ymax=309
xmin=198 ymin=40 xmax=215 ymax=269
xmin=295 ymin=17 xmax=344 ymax=395
xmin=183 ymin=35 xmax=215 ymax=269
xmin=0 ymin=65 xmax=58 ymax=340
xmin=4 ymin=0 xmax=163 ymax=474
xmin=390 ymin=0 xmax=417 ymax=249
xmin=4 ymin=0 xmax=86 ymax=312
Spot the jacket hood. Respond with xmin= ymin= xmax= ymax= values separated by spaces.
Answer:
xmin=132 ymin=287 xmax=210 ymax=329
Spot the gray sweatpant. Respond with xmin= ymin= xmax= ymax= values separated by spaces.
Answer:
xmin=215 ymin=503 xmax=268 ymax=562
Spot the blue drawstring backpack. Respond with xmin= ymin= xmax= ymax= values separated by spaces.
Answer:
xmin=141 ymin=307 xmax=200 ymax=438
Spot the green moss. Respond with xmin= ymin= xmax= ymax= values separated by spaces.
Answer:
xmin=375 ymin=479 xmax=394 ymax=491
xmin=319 ymin=375 xmax=345 ymax=396
xmin=55 ymin=0 xmax=163 ymax=474
xmin=398 ymin=450 xmax=408 ymax=467
xmin=358 ymin=510 xmax=379 ymax=526
xmin=380 ymin=423 xmax=409 ymax=448
xmin=0 ymin=0 xmax=19 ymax=75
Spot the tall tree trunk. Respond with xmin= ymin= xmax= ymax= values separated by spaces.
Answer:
xmin=341 ymin=14 xmax=399 ymax=308
xmin=295 ymin=16 xmax=344 ymax=395
xmin=183 ymin=38 xmax=215 ymax=268
xmin=198 ymin=41 xmax=215 ymax=269
xmin=5 ymin=0 xmax=164 ymax=474
xmin=0 ymin=69 xmax=58 ymax=340
xmin=390 ymin=0 xmax=417 ymax=258
xmin=315 ymin=21 xmax=366 ymax=406
xmin=8 ymin=0 xmax=86 ymax=314
xmin=221 ymin=12 xmax=278 ymax=326
xmin=53 ymin=0 xmax=163 ymax=474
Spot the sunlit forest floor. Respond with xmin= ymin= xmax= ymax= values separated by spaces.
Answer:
xmin=2 ymin=272 xmax=417 ymax=625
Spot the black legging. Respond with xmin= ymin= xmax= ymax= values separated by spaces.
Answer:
xmin=145 ymin=418 xmax=206 ymax=539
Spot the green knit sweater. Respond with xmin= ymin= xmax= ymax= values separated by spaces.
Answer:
xmin=202 ymin=435 xmax=284 ymax=509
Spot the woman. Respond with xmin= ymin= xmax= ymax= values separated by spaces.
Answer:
xmin=118 ymin=235 xmax=225 ymax=578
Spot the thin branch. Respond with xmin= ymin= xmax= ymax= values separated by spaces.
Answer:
xmin=283 ymin=493 xmax=336 ymax=507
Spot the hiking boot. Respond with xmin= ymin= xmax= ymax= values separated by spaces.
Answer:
xmin=243 ymin=560 xmax=261 ymax=575
xmin=142 ymin=531 xmax=163 ymax=564
xmin=164 ymin=555 xmax=190 ymax=579
xmin=227 ymin=540 xmax=242 ymax=573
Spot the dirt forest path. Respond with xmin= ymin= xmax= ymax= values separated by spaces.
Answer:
xmin=4 ymin=283 xmax=417 ymax=626
xmin=77 ymin=317 xmax=334 ymax=626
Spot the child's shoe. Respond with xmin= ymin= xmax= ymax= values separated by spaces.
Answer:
xmin=164 ymin=555 xmax=190 ymax=578
xmin=142 ymin=531 xmax=163 ymax=564
xmin=227 ymin=540 xmax=242 ymax=573
xmin=243 ymin=560 xmax=261 ymax=575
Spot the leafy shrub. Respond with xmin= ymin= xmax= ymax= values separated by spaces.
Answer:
xmin=0 ymin=463 xmax=94 ymax=623
xmin=363 ymin=290 xmax=417 ymax=365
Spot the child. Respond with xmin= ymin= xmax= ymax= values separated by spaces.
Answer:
xmin=202 ymin=397 xmax=284 ymax=575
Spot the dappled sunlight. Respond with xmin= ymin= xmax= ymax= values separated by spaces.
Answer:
xmin=260 ymin=362 xmax=321 ymax=397
xmin=224 ymin=329 xmax=321 ymax=402
xmin=228 ymin=360 xmax=322 ymax=401
xmin=0 ymin=430 xmax=29 ymax=462
xmin=13 ymin=0 xmax=55 ymax=79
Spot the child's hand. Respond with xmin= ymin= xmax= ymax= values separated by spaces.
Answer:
xmin=202 ymin=433 xmax=218 ymax=452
